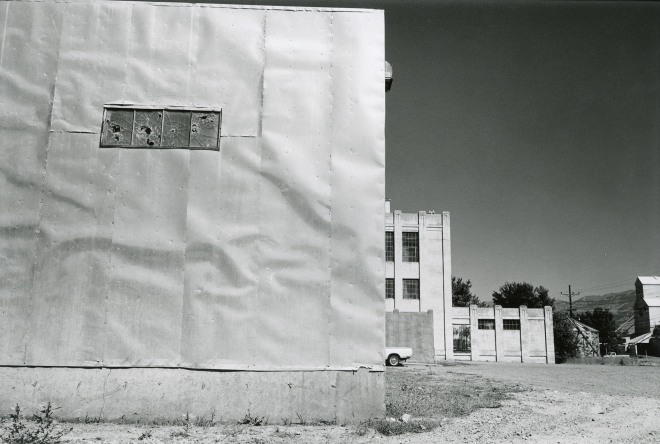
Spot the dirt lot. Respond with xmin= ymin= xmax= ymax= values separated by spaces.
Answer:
xmin=4 ymin=361 xmax=660 ymax=443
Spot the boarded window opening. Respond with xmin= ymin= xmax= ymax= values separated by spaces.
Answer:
xmin=101 ymin=106 xmax=221 ymax=150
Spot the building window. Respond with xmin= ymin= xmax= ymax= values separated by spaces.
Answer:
xmin=402 ymin=279 xmax=419 ymax=300
xmin=385 ymin=231 xmax=394 ymax=262
xmin=503 ymin=319 xmax=521 ymax=330
xmin=386 ymin=278 xmax=394 ymax=299
xmin=453 ymin=325 xmax=471 ymax=353
xmin=478 ymin=319 xmax=495 ymax=330
xmin=101 ymin=106 xmax=221 ymax=150
xmin=402 ymin=232 xmax=419 ymax=262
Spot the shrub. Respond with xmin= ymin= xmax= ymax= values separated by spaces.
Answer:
xmin=1 ymin=403 xmax=71 ymax=444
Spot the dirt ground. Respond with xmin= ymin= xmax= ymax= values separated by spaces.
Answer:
xmin=11 ymin=361 xmax=660 ymax=443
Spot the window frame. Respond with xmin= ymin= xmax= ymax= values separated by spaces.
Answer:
xmin=100 ymin=105 xmax=222 ymax=150
xmin=385 ymin=278 xmax=394 ymax=299
xmin=402 ymin=231 xmax=419 ymax=262
xmin=478 ymin=319 xmax=495 ymax=330
xmin=402 ymin=278 xmax=419 ymax=300
xmin=502 ymin=319 xmax=521 ymax=330
xmin=385 ymin=231 xmax=394 ymax=262
xmin=452 ymin=324 xmax=471 ymax=353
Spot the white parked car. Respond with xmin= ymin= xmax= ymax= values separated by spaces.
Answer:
xmin=384 ymin=347 xmax=412 ymax=366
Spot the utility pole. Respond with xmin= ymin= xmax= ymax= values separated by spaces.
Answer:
xmin=561 ymin=285 xmax=580 ymax=318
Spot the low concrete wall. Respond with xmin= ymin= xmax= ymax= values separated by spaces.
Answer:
xmin=386 ymin=310 xmax=435 ymax=363
xmin=0 ymin=367 xmax=384 ymax=424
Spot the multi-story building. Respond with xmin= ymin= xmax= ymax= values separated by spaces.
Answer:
xmin=630 ymin=276 xmax=660 ymax=356
xmin=384 ymin=200 xmax=453 ymax=361
xmin=634 ymin=276 xmax=660 ymax=336
xmin=385 ymin=201 xmax=555 ymax=364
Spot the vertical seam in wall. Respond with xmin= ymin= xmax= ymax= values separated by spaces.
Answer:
xmin=257 ymin=10 xmax=267 ymax=139
xmin=0 ymin=1 xmax=9 ymax=67
xmin=252 ymin=9 xmax=268 ymax=367
xmin=185 ymin=6 xmax=194 ymax=102
xmin=100 ymin=368 xmax=111 ymax=419
xmin=121 ymin=3 xmax=134 ymax=100
xmin=178 ymin=153 xmax=192 ymax=365
xmin=101 ymin=0 xmax=135 ymax=365
xmin=327 ymin=10 xmax=334 ymax=370
xmin=23 ymin=1 xmax=64 ymax=365
xmin=178 ymin=5 xmax=195 ymax=366
xmin=103 ymin=2 xmax=133 ymax=367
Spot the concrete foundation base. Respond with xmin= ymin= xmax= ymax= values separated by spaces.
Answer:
xmin=0 ymin=367 xmax=384 ymax=424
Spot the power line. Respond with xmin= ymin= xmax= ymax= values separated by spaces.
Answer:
xmin=575 ymin=266 xmax=659 ymax=293
xmin=561 ymin=285 xmax=580 ymax=317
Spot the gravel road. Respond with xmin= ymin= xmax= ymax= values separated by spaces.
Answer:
xmin=32 ymin=362 xmax=660 ymax=443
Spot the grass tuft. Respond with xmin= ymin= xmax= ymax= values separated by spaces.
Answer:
xmin=238 ymin=410 xmax=267 ymax=426
xmin=1 ymin=402 xmax=72 ymax=444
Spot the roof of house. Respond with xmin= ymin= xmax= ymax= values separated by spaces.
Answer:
xmin=571 ymin=318 xmax=599 ymax=334
xmin=629 ymin=332 xmax=653 ymax=345
xmin=636 ymin=276 xmax=660 ymax=307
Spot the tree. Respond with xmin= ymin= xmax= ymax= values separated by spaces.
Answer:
xmin=553 ymin=311 xmax=580 ymax=363
xmin=452 ymin=276 xmax=487 ymax=307
xmin=492 ymin=282 xmax=554 ymax=308
xmin=575 ymin=308 xmax=621 ymax=352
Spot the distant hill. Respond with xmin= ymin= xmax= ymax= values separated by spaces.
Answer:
xmin=554 ymin=289 xmax=636 ymax=327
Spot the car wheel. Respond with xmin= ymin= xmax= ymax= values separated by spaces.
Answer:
xmin=387 ymin=354 xmax=400 ymax=366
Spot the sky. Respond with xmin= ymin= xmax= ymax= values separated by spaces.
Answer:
xmin=379 ymin=0 xmax=660 ymax=302
xmin=178 ymin=0 xmax=659 ymax=302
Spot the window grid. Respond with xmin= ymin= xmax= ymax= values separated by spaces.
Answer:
xmin=402 ymin=279 xmax=419 ymax=300
xmin=101 ymin=106 xmax=221 ymax=150
xmin=385 ymin=231 xmax=394 ymax=262
xmin=453 ymin=325 xmax=471 ymax=353
xmin=478 ymin=319 xmax=495 ymax=330
xmin=402 ymin=232 xmax=419 ymax=262
xmin=386 ymin=278 xmax=394 ymax=299
xmin=502 ymin=319 xmax=521 ymax=330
